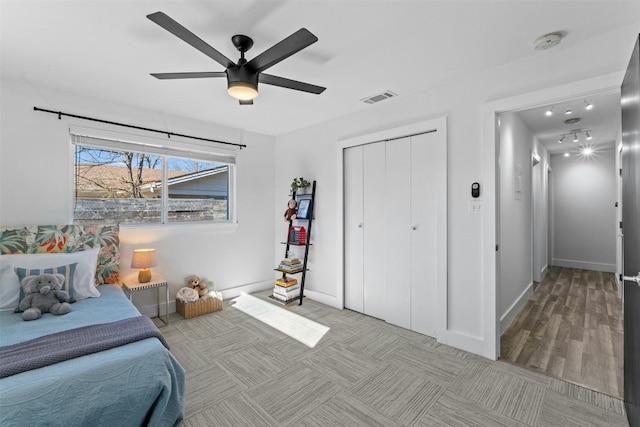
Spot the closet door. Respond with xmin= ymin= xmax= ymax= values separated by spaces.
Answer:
xmin=344 ymin=146 xmax=364 ymax=312
xmin=410 ymin=132 xmax=440 ymax=336
xmin=362 ymin=142 xmax=386 ymax=319
xmin=384 ymin=137 xmax=412 ymax=329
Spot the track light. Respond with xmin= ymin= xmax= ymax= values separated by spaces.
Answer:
xmin=586 ymin=131 xmax=592 ymax=140
xmin=545 ymin=107 xmax=554 ymax=116
xmin=584 ymin=100 xmax=593 ymax=110
xmin=558 ymin=136 xmax=564 ymax=143
xmin=573 ymin=133 xmax=579 ymax=142
xmin=565 ymin=108 xmax=572 ymax=115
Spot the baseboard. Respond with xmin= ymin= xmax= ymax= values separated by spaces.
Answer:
xmin=541 ymin=264 xmax=549 ymax=280
xmin=499 ymin=282 xmax=533 ymax=335
xmin=438 ymin=330 xmax=487 ymax=359
xmin=552 ymin=258 xmax=615 ymax=273
xmin=302 ymin=289 xmax=340 ymax=309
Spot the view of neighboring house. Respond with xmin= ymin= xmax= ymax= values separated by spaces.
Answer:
xmin=75 ymin=164 xmax=229 ymax=199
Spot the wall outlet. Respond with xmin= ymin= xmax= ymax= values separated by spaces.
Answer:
xmin=469 ymin=201 xmax=483 ymax=214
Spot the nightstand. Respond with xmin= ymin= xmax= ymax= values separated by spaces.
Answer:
xmin=122 ymin=276 xmax=169 ymax=325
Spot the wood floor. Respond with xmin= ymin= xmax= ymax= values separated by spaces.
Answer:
xmin=156 ymin=288 xmax=628 ymax=426
xmin=501 ymin=267 xmax=624 ymax=399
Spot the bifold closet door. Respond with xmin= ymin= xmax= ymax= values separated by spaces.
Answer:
xmin=362 ymin=142 xmax=386 ymax=320
xmin=344 ymin=146 xmax=364 ymax=312
xmin=343 ymin=143 xmax=386 ymax=319
xmin=410 ymin=132 xmax=439 ymax=336
xmin=384 ymin=137 xmax=412 ymax=329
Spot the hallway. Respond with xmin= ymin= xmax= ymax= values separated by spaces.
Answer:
xmin=501 ymin=266 xmax=623 ymax=398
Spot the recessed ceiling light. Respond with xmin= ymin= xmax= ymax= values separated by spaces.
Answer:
xmin=582 ymin=147 xmax=594 ymax=156
xmin=533 ymin=32 xmax=562 ymax=50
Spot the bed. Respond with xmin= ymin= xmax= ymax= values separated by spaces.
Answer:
xmin=0 ymin=225 xmax=185 ymax=427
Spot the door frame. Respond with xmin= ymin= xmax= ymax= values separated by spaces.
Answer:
xmin=481 ymin=71 xmax=624 ymax=360
xmin=336 ymin=116 xmax=448 ymax=341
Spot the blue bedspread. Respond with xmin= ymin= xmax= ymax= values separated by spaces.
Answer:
xmin=0 ymin=285 xmax=185 ymax=427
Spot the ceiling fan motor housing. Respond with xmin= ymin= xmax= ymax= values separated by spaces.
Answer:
xmin=227 ymin=65 xmax=259 ymax=89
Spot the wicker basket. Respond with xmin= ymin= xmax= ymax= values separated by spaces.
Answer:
xmin=176 ymin=297 xmax=222 ymax=319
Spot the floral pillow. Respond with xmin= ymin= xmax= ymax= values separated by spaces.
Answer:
xmin=0 ymin=225 xmax=120 ymax=285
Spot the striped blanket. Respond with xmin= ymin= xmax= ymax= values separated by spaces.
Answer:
xmin=0 ymin=315 xmax=168 ymax=378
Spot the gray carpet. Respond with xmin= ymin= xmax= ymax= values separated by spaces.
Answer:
xmin=156 ymin=291 xmax=628 ymax=426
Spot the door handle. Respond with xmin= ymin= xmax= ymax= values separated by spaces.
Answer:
xmin=623 ymin=272 xmax=640 ymax=284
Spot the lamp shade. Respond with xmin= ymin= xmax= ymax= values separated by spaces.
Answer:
xmin=131 ymin=249 xmax=157 ymax=269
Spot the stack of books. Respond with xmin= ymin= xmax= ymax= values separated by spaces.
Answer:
xmin=273 ymin=276 xmax=301 ymax=303
xmin=278 ymin=257 xmax=303 ymax=273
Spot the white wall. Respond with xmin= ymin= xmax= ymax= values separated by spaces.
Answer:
xmin=532 ymin=137 xmax=550 ymax=282
xmin=0 ymin=78 xmax=276 ymax=315
xmin=2 ymin=22 xmax=636 ymax=358
xmin=497 ymin=112 xmax=534 ymax=333
xmin=550 ymin=149 xmax=617 ymax=272
xmin=275 ymin=24 xmax=637 ymax=357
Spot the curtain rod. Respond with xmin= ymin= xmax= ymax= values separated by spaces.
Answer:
xmin=33 ymin=107 xmax=247 ymax=149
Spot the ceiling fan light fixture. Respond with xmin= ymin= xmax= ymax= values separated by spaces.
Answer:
xmin=227 ymin=82 xmax=258 ymax=101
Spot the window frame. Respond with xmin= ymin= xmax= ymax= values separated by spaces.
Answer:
xmin=69 ymin=126 xmax=238 ymax=227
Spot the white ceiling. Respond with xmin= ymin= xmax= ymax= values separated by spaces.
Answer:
xmin=1 ymin=1 xmax=639 ymax=138
xmin=515 ymin=90 xmax=621 ymax=155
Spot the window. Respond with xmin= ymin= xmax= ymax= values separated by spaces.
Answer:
xmin=71 ymin=133 xmax=235 ymax=226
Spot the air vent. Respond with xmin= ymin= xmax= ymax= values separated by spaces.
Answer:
xmin=361 ymin=90 xmax=398 ymax=104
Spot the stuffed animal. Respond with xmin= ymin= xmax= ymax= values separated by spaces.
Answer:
xmin=18 ymin=273 xmax=71 ymax=321
xmin=188 ymin=276 xmax=208 ymax=298
xmin=284 ymin=199 xmax=298 ymax=221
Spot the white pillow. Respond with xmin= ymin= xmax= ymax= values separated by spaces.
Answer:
xmin=0 ymin=248 xmax=101 ymax=311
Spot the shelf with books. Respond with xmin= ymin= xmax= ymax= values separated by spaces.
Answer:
xmin=271 ymin=180 xmax=316 ymax=306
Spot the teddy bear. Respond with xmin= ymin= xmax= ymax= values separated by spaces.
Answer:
xmin=18 ymin=273 xmax=71 ymax=321
xmin=188 ymin=276 xmax=208 ymax=299
xmin=284 ymin=199 xmax=298 ymax=221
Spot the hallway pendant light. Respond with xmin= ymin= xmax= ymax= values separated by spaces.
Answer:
xmin=584 ymin=100 xmax=593 ymax=110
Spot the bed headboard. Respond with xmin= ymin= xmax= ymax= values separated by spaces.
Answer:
xmin=0 ymin=225 xmax=120 ymax=284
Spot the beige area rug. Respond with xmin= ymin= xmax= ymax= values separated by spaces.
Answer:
xmin=230 ymin=292 xmax=330 ymax=348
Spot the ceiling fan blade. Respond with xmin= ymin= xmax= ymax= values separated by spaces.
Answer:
xmin=147 ymin=12 xmax=235 ymax=69
xmin=239 ymin=100 xmax=254 ymax=105
xmin=260 ymin=73 xmax=326 ymax=94
xmin=151 ymin=72 xmax=227 ymax=79
xmin=247 ymin=28 xmax=318 ymax=72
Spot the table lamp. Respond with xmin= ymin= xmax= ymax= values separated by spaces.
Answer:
xmin=131 ymin=249 xmax=157 ymax=283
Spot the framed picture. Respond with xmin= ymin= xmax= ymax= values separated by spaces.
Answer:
xmin=296 ymin=198 xmax=312 ymax=219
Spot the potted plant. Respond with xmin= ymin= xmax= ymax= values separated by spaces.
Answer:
xmin=290 ymin=177 xmax=310 ymax=194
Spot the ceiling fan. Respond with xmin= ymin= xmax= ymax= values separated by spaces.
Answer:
xmin=147 ymin=11 xmax=326 ymax=105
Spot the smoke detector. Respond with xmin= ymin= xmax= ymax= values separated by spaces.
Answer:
xmin=533 ymin=32 xmax=562 ymax=50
